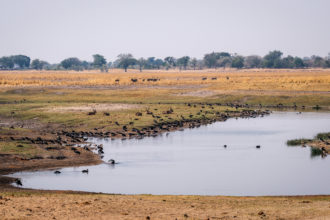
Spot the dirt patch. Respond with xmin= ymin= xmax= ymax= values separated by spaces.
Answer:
xmin=0 ymin=192 xmax=329 ymax=220
xmin=177 ymin=90 xmax=217 ymax=97
xmin=0 ymin=116 xmax=46 ymax=130
xmin=43 ymin=103 xmax=141 ymax=113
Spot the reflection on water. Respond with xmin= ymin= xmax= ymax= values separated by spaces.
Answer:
xmin=310 ymin=147 xmax=325 ymax=158
xmin=10 ymin=112 xmax=330 ymax=196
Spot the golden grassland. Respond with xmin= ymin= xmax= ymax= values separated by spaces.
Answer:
xmin=0 ymin=68 xmax=329 ymax=145
xmin=0 ymin=68 xmax=329 ymax=92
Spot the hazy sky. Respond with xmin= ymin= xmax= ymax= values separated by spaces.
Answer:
xmin=0 ymin=0 xmax=329 ymax=63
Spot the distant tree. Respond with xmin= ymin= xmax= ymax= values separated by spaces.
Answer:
xmin=190 ymin=58 xmax=198 ymax=70
xmin=0 ymin=56 xmax=14 ymax=69
xmin=263 ymin=50 xmax=283 ymax=68
xmin=203 ymin=52 xmax=218 ymax=68
xmin=117 ymin=54 xmax=136 ymax=72
xmin=203 ymin=52 xmax=231 ymax=68
xmin=164 ymin=56 xmax=176 ymax=69
xmin=293 ymin=57 xmax=305 ymax=68
xmin=146 ymin=57 xmax=156 ymax=69
xmin=218 ymin=52 xmax=231 ymax=57
xmin=311 ymin=56 xmax=325 ymax=67
xmin=0 ymin=55 xmax=31 ymax=69
xmin=325 ymin=54 xmax=330 ymax=68
xmin=281 ymin=56 xmax=295 ymax=68
xmin=31 ymin=59 xmax=49 ymax=70
xmin=81 ymin=61 xmax=92 ymax=70
xmin=244 ymin=55 xmax=262 ymax=68
xmin=231 ymin=56 xmax=244 ymax=68
xmin=325 ymin=59 xmax=330 ymax=68
xmin=197 ymin=59 xmax=204 ymax=70
xmin=92 ymin=54 xmax=107 ymax=71
xmin=154 ymin=59 xmax=164 ymax=69
xmin=60 ymin=57 xmax=82 ymax=70
xmin=11 ymin=55 xmax=30 ymax=69
xmin=217 ymin=57 xmax=232 ymax=68
xmin=177 ymin=56 xmax=190 ymax=70
xmin=138 ymin=58 xmax=147 ymax=72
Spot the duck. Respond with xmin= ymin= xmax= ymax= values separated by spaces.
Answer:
xmin=82 ymin=169 xmax=89 ymax=173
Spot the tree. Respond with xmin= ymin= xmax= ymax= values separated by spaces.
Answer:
xmin=244 ymin=55 xmax=262 ymax=68
xmin=203 ymin=52 xmax=218 ymax=68
xmin=81 ymin=61 xmax=92 ymax=70
xmin=231 ymin=56 xmax=244 ymax=68
xmin=177 ymin=56 xmax=190 ymax=70
xmin=31 ymin=59 xmax=49 ymax=70
xmin=217 ymin=57 xmax=232 ymax=68
xmin=311 ymin=56 xmax=325 ymax=67
xmin=190 ymin=58 xmax=197 ymax=70
xmin=164 ymin=56 xmax=176 ymax=69
xmin=263 ymin=50 xmax=283 ymax=68
xmin=92 ymin=54 xmax=107 ymax=71
xmin=325 ymin=54 xmax=330 ymax=68
xmin=154 ymin=59 xmax=164 ymax=69
xmin=325 ymin=59 xmax=330 ymax=68
xmin=281 ymin=56 xmax=295 ymax=68
xmin=11 ymin=55 xmax=30 ymax=69
xmin=146 ymin=57 xmax=156 ymax=69
xmin=0 ymin=55 xmax=30 ymax=69
xmin=138 ymin=58 xmax=147 ymax=72
xmin=203 ymin=52 xmax=231 ymax=68
xmin=60 ymin=57 xmax=82 ymax=70
xmin=117 ymin=54 xmax=136 ymax=72
xmin=0 ymin=56 xmax=14 ymax=69
xmin=293 ymin=57 xmax=304 ymax=68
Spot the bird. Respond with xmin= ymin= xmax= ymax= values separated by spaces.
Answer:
xmin=223 ymin=145 xmax=227 ymax=148
xmin=108 ymin=159 xmax=115 ymax=164
xmin=54 ymin=170 xmax=61 ymax=174
xmin=15 ymin=179 xmax=22 ymax=186
xmin=82 ymin=169 xmax=89 ymax=173
xmin=256 ymin=145 xmax=261 ymax=149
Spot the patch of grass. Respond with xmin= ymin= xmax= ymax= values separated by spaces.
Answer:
xmin=0 ymin=141 xmax=40 ymax=157
xmin=286 ymin=139 xmax=311 ymax=146
xmin=316 ymin=132 xmax=330 ymax=140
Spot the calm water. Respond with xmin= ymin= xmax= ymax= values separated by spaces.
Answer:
xmin=10 ymin=112 xmax=330 ymax=196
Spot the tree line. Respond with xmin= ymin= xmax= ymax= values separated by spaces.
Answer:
xmin=0 ymin=51 xmax=329 ymax=71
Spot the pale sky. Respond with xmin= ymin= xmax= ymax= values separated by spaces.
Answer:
xmin=0 ymin=0 xmax=329 ymax=63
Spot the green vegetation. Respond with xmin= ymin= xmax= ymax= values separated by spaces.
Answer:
xmin=286 ymin=139 xmax=312 ymax=146
xmin=311 ymin=147 xmax=324 ymax=157
xmin=287 ymin=132 xmax=330 ymax=146
xmin=1 ymin=50 xmax=330 ymax=71
xmin=316 ymin=132 xmax=330 ymax=140
xmin=0 ymin=141 xmax=39 ymax=158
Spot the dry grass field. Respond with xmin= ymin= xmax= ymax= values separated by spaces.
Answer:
xmin=0 ymin=69 xmax=329 ymax=92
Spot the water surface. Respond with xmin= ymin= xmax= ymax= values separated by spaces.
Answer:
xmin=10 ymin=112 xmax=330 ymax=196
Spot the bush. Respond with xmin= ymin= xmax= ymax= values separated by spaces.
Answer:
xmin=316 ymin=132 xmax=330 ymax=140
xmin=286 ymin=138 xmax=311 ymax=146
